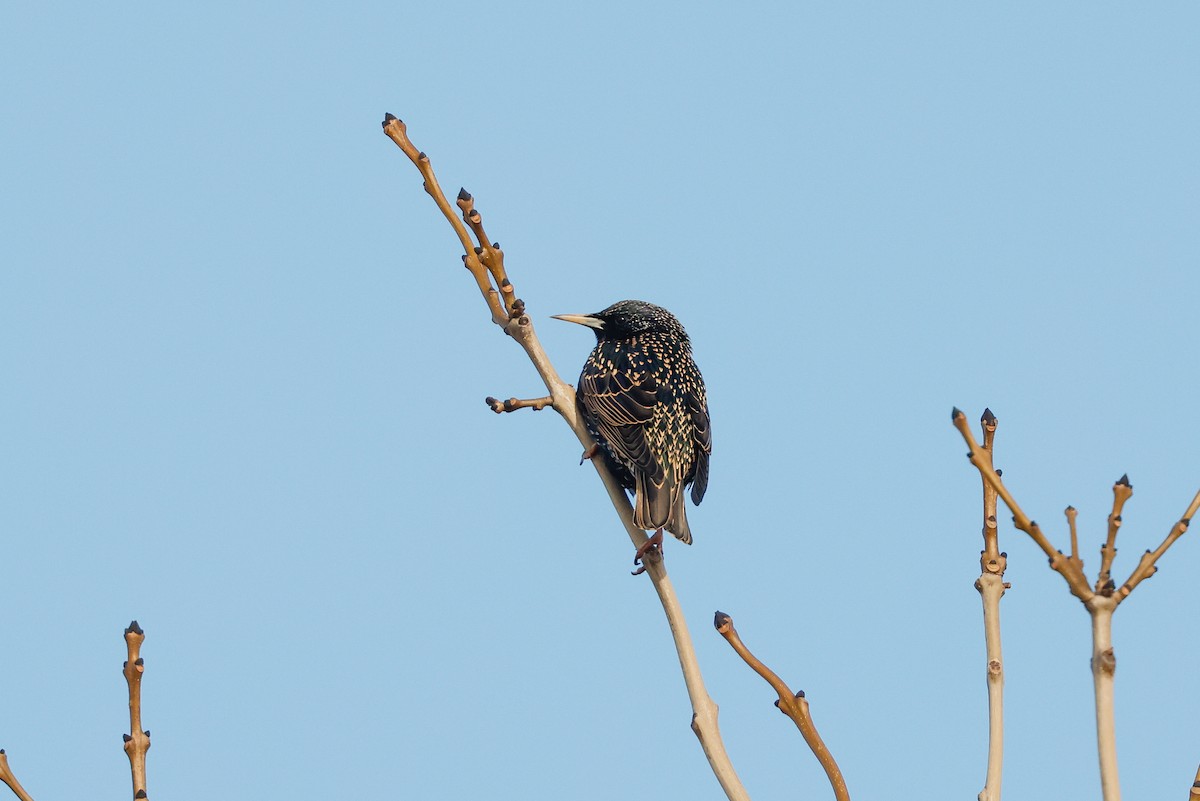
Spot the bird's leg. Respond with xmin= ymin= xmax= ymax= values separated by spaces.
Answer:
xmin=579 ymin=443 xmax=601 ymax=465
xmin=631 ymin=528 xmax=665 ymax=576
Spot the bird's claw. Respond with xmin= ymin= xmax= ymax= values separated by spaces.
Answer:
xmin=579 ymin=443 xmax=601 ymax=465
xmin=630 ymin=529 xmax=665 ymax=576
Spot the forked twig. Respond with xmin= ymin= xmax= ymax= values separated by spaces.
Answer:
xmin=383 ymin=115 xmax=749 ymax=801
xmin=0 ymin=751 xmax=36 ymax=801
xmin=952 ymin=407 xmax=1198 ymax=801
xmin=713 ymin=612 xmax=849 ymax=801
xmin=122 ymin=621 xmax=151 ymax=801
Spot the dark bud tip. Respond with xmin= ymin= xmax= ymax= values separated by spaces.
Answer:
xmin=126 ymin=620 xmax=143 ymax=635
xmin=383 ymin=112 xmax=398 ymax=122
xmin=135 ymin=658 xmax=144 ymax=667
xmin=485 ymin=396 xmax=498 ymax=407
xmin=995 ymin=468 xmax=1003 ymax=477
xmin=987 ymin=515 xmax=996 ymax=522
xmin=773 ymin=699 xmax=781 ymax=708
xmin=951 ymin=407 xmax=962 ymax=421
xmin=713 ymin=611 xmax=731 ymax=629
xmin=1000 ymin=552 xmax=1007 ymax=558
xmin=1065 ymin=506 xmax=1075 ymax=512
xmin=1114 ymin=515 xmax=1122 ymax=522
xmin=981 ymin=408 xmax=996 ymax=423
xmin=474 ymin=246 xmax=483 ymax=255
xmin=0 ymin=749 xmax=4 ymax=754
xmin=136 ymin=791 xmax=148 ymax=799
xmin=1117 ymin=474 xmax=1131 ymax=487
xmin=123 ymin=734 xmax=132 ymax=743
xmin=1181 ymin=517 xmax=1191 ymax=526
xmin=795 ymin=690 xmax=806 ymax=698
xmin=144 ymin=730 xmax=150 ymax=738
xmin=461 ymin=254 xmax=468 ymax=262
xmin=123 ymin=661 xmax=128 ymax=668
xmin=1193 ymin=781 xmax=1200 ymax=788
xmin=500 ymin=278 xmax=511 ymax=287
xmin=457 ymin=188 xmax=472 ymax=201
xmin=417 ymin=151 xmax=427 ymax=160
xmin=492 ymin=241 xmax=500 ymax=248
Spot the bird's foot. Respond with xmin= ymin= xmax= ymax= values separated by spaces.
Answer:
xmin=631 ymin=529 xmax=665 ymax=576
xmin=579 ymin=443 xmax=601 ymax=465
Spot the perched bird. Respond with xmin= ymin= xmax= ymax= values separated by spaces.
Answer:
xmin=552 ymin=300 xmax=711 ymax=571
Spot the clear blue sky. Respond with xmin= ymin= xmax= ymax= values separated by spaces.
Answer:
xmin=4 ymin=3 xmax=1198 ymax=799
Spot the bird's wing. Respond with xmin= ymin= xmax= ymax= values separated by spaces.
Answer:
xmin=579 ymin=360 xmax=662 ymax=479
xmin=687 ymin=372 xmax=711 ymax=505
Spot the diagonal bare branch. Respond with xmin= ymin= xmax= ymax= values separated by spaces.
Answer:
xmin=1115 ymin=488 xmax=1200 ymax=605
xmin=714 ymin=612 xmax=849 ymax=801
xmin=0 ymin=751 xmax=36 ymax=801
xmin=383 ymin=115 xmax=750 ymax=801
xmin=952 ymin=409 xmax=1094 ymax=602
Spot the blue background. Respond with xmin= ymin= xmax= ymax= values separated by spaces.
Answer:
xmin=4 ymin=3 xmax=1198 ymax=799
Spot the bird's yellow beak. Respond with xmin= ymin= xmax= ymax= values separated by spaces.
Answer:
xmin=550 ymin=313 xmax=605 ymax=330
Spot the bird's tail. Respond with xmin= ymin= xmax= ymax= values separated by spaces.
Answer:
xmin=633 ymin=473 xmax=693 ymax=545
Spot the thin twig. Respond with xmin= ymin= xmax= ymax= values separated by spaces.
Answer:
xmin=0 ymin=751 xmax=36 ymax=801
xmin=1189 ymin=763 xmax=1200 ymax=800
xmin=484 ymin=395 xmax=554 ymax=414
xmin=122 ymin=621 xmax=150 ymax=801
xmin=713 ymin=613 xmax=849 ymax=801
xmin=1116 ymin=488 xmax=1200 ymax=604
xmin=951 ymin=409 xmax=1093 ymax=602
xmin=383 ymin=115 xmax=750 ymax=801
xmin=972 ymin=409 xmax=1006 ymax=801
xmin=1097 ymin=476 xmax=1133 ymax=595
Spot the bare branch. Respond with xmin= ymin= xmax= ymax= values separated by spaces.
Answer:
xmin=484 ymin=395 xmax=554 ymax=414
xmin=122 ymin=621 xmax=150 ymax=801
xmin=714 ymin=612 xmax=850 ymax=801
xmin=381 ymin=115 xmax=512 ymax=326
xmin=1190 ymin=763 xmax=1200 ymax=800
xmin=384 ymin=115 xmax=750 ymax=801
xmin=1097 ymin=476 xmax=1133 ymax=595
xmin=972 ymin=409 xmax=1006 ymax=801
xmin=0 ymin=751 xmax=36 ymax=801
xmin=1115 ymin=488 xmax=1200 ymax=604
xmin=951 ymin=409 xmax=1093 ymax=602
xmin=1087 ymin=598 xmax=1120 ymax=801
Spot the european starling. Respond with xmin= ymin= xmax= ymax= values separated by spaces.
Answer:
xmin=553 ymin=300 xmax=711 ymax=570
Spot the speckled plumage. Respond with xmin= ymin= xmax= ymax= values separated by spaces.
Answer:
xmin=556 ymin=300 xmax=711 ymax=544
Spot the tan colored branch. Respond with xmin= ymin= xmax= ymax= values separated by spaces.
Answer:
xmin=972 ymin=409 xmax=1006 ymax=801
xmin=0 ymin=751 xmax=36 ymax=801
xmin=384 ymin=115 xmax=750 ymax=801
xmin=381 ymin=114 xmax=512 ymax=326
xmin=122 ymin=621 xmax=150 ymax=801
xmin=1097 ymin=476 xmax=1133 ymax=594
xmin=952 ymin=409 xmax=1093 ymax=602
xmin=1116 ymin=488 xmax=1200 ymax=604
xmin=714 ymin=612 xmax=849 ymax=801
xmin=1190 ymin=763 xmax=1200 ymax=799
xmin=1066 ymin=506 xmax=1080 ymax=563
xmin=484 ymin=395 xmax=554 ymax=413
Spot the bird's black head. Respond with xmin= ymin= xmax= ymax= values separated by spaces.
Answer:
xmin=553 ymin=299 xmax=690 ymax=343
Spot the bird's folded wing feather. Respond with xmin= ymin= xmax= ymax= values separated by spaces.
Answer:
xmin=687 ymin=375 xmax=711 ymax=504
xmin=579 ymin=363 xmax=662 ymax=479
